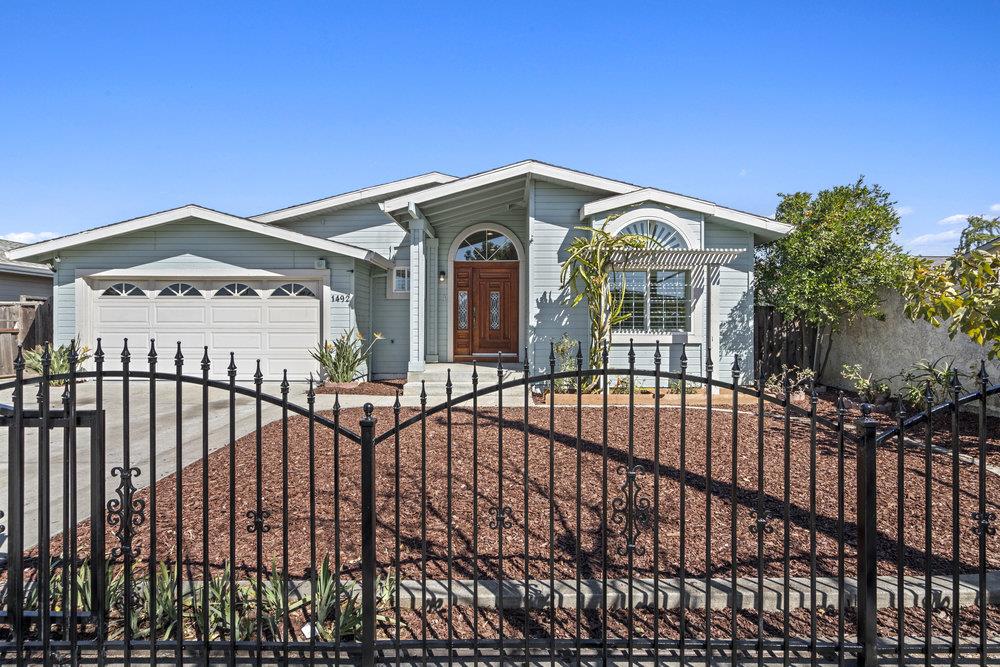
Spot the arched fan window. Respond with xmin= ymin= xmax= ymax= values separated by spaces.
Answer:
xmin=102 ymin=282 xmax=144 ymax=297
xmin=611 ymin=220 xmax=691 ymax=333
xmin=158 ymin=283 xmax=201 ymax=297
xmin=272 ymin=283 xmax=315 ymax=297
xmin=215 ymin=283 xmax=258 ymax=297
xmin=455 ymin=230 xmax=519 ymax=261
xmin=617 ymin=219 xmax=686 ymax=249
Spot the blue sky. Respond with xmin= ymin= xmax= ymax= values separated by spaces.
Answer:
xmin=1 ymin=2 xmax=997 ymax=255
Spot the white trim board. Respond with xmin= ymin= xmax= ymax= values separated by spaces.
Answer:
xmin=382 ymin=160 xmax=638 ymax=223
xmin=9 ymin=205 xmax=394 ymax=270
xmin=581 ymin=188 xmax=790 ymax=240
xmin=251 ymin=172 xmax=456 ymax=223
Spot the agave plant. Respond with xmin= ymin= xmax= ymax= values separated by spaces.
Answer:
xmin=309 ymin=328 xmax=383 ymax=383
xmin=188 ymin=562 xmax=255 ymax=642
xmin=257 ymin=562 xmax=307 ymax=641
xmin=307 ymin=556 xmax=396 ymax=642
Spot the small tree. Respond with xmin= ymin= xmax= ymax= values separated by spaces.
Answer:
xmin=560 ymin=220 xmax=650 ymax=387
xmin=956 ymin=215 xmax=1000 ymax=254
xmin=903 ymin=217 xmax=1000 ymax=360
xmin=755 ymin=177 xmax=908 ymax=377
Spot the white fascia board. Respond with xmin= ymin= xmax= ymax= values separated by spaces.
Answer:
xmin=7 ymin=204 xmax=394 ymax=270
xmin=580 ymin=188 xmax=791 ymax=239
xmin=0 ymin=262 xmax=54 ymax=278
xmin=381 ymin=161 xmax=637 ymax=218
xmin=250 ymin=172 xmax=457 ymax=223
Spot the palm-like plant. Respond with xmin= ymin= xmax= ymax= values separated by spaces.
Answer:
xmin=559 ymin=220 xmax=651 ymax=389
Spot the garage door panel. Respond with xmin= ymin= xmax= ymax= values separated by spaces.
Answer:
xmin=97 ymin=304 xmax=151 ymax=325
xmin=268 ymin=331 xmax=320 ymax=350
xmin=211 ymin=331 xmax=265 ymax=350
xmin=266 ymin=303 xmax=321 ymax=325
xmin=154 ymin=304 xmax=208 ymax=326
xmin=93 ymin=279 xmax=321 ymax=379
xmin=209 ymin=306 xmax=264 ymax=325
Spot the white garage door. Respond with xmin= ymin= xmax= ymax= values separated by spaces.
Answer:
xmin=91 ymin=279 xmax=322 ymax=380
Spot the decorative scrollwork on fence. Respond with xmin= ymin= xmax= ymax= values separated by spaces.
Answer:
xmin=749 ymin=509 xmax=775 ymax=536
xmin=610 ymin=464 xmax=652 ymax=557
xmin=246 ymin=509 xmax=272 ymax=534
xmin=106 ymin=466 xmax=145 ymax=561
xmin=488 ymin=505 xmax=514 ymax=530
xmin=0 ymin=509 xmax=5 ymax=536
xmin=972 ymin=511 xmax=997 ymax=537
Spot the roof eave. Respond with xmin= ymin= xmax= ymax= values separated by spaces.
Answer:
xmin=6 ymin=204 xmax=394 ymax=270
xmin=580 ymin=188 xmax=789 ymax=239
xmin=250 ymin=172 xmax=458 ymax=223
xmin=381 ymin=160 xmax=638 ymax=221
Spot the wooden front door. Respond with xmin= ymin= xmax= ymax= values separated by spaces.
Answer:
xmin=453 ymin=262 xmax=518 ymax=360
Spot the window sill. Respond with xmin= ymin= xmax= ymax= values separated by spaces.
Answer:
xmin=610 ymin=332 xmax=701 ymax=346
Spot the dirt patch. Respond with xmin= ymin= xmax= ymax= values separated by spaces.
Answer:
xmin=314 ymin=378 xmax=405 ymax=396
xmin=46 ymin=403 xmax=1000 ymax=588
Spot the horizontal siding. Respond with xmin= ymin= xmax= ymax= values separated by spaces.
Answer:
xmin=283 ymin=203 xmax=407 ymax=260
xmin=0 ymin=272 xmax=52 ymax=301
xmin=530 ymin=182 xmax=604 ymax=373
xmin=607 ymin=342 xmax=704 ymax=387
xmin=705 ymin=221 xmax=754 ymax=382
xmin=51 ymin=220 xmax=356 ymax=352
xmin=371 ymin=274 xmax=409 ymax=377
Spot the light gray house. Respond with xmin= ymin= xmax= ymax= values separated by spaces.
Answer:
xmin=0 ymin=239 xmax=54 ymax=302
xmin=8 ymin=160 xmax=789 ymax=390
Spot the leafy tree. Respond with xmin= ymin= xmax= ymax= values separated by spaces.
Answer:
xmin=560 ymin=220 xmax=650 ymax=388
xmin=956 ymin=214 xmax=1000 ymax=254
xmin=903 ymin=216 xmax=1000 ymax=359
xmin=755 ymin=177 xmax=908 ymax=377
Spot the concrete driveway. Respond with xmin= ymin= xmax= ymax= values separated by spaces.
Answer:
xmin=0 ymin=379 xmax=317 ymax=553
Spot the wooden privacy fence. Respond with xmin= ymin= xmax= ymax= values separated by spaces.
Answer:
xmin=0 ymin=298 xmax=52 ymax=375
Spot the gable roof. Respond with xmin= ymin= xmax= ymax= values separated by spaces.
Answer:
xmin=380 ymin=159 xmax=786 ymax=238
xmin=251 ymin=172 xmax=457 ymax=223
xmin=0 ymin=239 xmax=54 ymax=278
xmin=381 ymin=160 xmax=639 ymax=223
xmin=6 ymin=205 xmax=394 ymax=270
xmin=580 ymin=187 xmax=791 ymax=239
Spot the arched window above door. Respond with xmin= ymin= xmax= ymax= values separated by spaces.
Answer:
xmin=454 ymin=229 xmax=519 ymax=261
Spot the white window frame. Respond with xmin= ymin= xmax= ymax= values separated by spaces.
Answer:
xmin=610 ymin=269 xmax=692 ymax=334
xmin=386 ymin=262 xmax=410 ymax=300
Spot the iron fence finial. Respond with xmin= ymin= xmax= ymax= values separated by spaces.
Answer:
xmin=549 ymin=340 xmax=556 ymax=372
xmin=228 ymin=352 xmax=237 ymax=376
xmin=119 ymin=338 xmax=128 ymax=365
xmin=280 ymin=369 xmax=289 ymax=395
xmin=201 ymin=346 xmax=210 ymax=372
xmin=173 ymin=341 xmax=183 ymax=368
xmin=253 ymin=360 xmax=263 ymax=386
xmin=14 ymin=344 xmax=24 ymax=371
xmin=94 ymin=337 xmax=104 ymax=364
xmin=147 ymin=339 xmax=156 ymax=364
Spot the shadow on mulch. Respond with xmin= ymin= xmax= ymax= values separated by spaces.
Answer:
xmin=41 ymin=400 xmax=999 ymax=589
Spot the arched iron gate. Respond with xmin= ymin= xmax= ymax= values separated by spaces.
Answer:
xmin=0 ymin=340 xmax=997 ymax=665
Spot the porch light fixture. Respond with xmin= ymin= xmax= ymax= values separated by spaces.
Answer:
xmin=439 ymin=270 xmax=446 ymax=283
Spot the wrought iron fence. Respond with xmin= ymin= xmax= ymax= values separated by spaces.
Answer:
xmin=0 ymin=338 xmax=997 ymax=665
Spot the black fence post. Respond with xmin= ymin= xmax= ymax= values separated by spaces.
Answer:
xmin=856 ymin=404 xmax=878 ymax=666
xmin=360 ymin=402 xmax=377 ymax=667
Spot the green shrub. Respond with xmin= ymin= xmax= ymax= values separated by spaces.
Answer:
xmin=841 ymin=364 xmax=892 ymax=404
xmin=309 ymin=329 xmax=383 ymax=383
xmin=23 ymin=343 xmax=92 ymax=385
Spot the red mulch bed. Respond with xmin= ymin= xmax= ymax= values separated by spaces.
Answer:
xmin=313 ymin=378 xmax=405 ymax=395
xmin=47 ymin=403 xmax=1000 ymax=589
